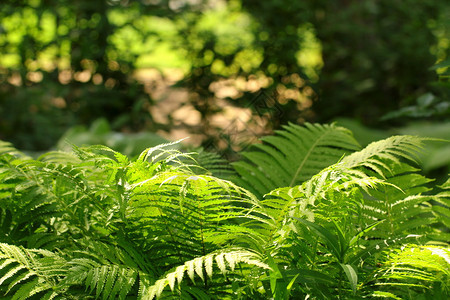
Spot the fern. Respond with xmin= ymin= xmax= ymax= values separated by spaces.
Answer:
xmin=191 ymin=148 xmax=237 ymax=179
xmin=0 ymin=243 xmax=66 ymax=299
xmin=247 ymin=134 xmax=447 ymax=298
xmin=370 ymin=245 xmax=450 ymax=298
xmin=64 ymin=258 xmax=138 ymax=300
xmin=232 ymin=123 xmax=360 ymax=198
xmin=142 ymin=248 xmax=269 ymax=299
xmin=127 ymin=170 xmax=264 ymax=266
xmin=359 ymin=162 xmax=437 ymax=240
xmin=340 ymin=135 xmax=426 ymax=176
xmin=0 ymin=123 xmax=448 ymax=299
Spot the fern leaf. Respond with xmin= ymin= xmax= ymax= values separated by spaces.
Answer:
xmin=191 ymin=149 xmax=237 ymax=179
xmin=102 ymin=265 xmax=118 ymax=300
xmin=0 ymin=243 xmax=64 ymax=299
xmin=0 ymin=265 xmax=27 ymax=286
xmin=128 ymin=171 xmax=264 ymax=267
xmin=11 ymin=278 xmax=41 ymax=300
xmin=204 ymin=254 xmax=214 ymax=279
xmin=186 ymin=259 xmax=195 ymax=283
xmin=65 ymin=256 xmax=139 ymax=300
xmin=359 ymin=162 xmax=436 ymax=239
xmin=142 ymin=249 xmax=269 ymax=299
xmin=194 ymin=257 xmax=205 ymax=282
xmin=215 ymin=252 xmax=227 ymax=275
xmin=341 ymin=135 xmax=426 ymax=177
xmin=116 ymin=268 xmax=138 ymax=299
xmin=175 ymin=265 xmax=185 ymax=287
xmin=371 ymin=245 xmax=450 ymax=298
xmin=232 ymin=123 xmax=360 ymax=198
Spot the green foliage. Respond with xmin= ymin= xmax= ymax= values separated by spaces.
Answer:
xmin=0 ymin=123 xmax=449 ymax=299
xmin=232 ymin=123 xmax=361 ymax=198
xmin=371 ymin=245 xmax=450 ymax=299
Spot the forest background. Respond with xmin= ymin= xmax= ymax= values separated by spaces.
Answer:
xmin=0 ymin=0 xmax=449 ymax=178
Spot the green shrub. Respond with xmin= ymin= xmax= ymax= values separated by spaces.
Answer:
xmin=0 ymin=123 xmax=448 ymax=299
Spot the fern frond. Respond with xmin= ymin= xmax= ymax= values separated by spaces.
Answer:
xmin=0 ymin=154 xmax=62 ymax=244
xmin=142 ymin=248 xmax=269 ymax=300
xmin=232 ymin=123 xmax=360 ymax=198
xmin=360 ymin=162 xmax=436 ymax=239
xmin=341 ymin=135 xmax=427 ymax=177
xmin=65 ymin=259 xmax=138 ymax=300
xmin=60 ymin=238 xmax=157 ymax=299
xmin=191 ymin=148 xmax=237 ymax=179
xmin=128 ymin=171 xmax=265 ymax=266
xmin=371 ymin=245 xmax=450 ymax=298
xmin=262 ymin=163 xmax=388 ymax=239
xmin=0 ymin=243 xmax=66 ymax=299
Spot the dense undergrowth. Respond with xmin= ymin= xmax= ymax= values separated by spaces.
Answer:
xmin=0 ymin=123 xmax=448 ymax=299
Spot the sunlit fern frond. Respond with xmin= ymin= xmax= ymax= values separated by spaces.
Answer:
xmin=64 ymin=258 xmax=138 ymax=300
xmin=0 ymin=152 xmax=61 ymax=245
xmin=136 ymin=138 xmax=200 ymax=173
xmin=62 ymin=239 xmax=157 ymax=300
xmin=127 ymin=171 xmax=266 ymax=268
xmin=0 ymin=243 xmax=66 ymax=300
xmin=340 ymin=135 xmax=427 ymax=177
xmin=232 ymin=123 xmax=360 ymax=198
xmin=360 ymin=161 xmax=437 ymax=240
xmin=260 ymin=135 xmax=435 ymax=239
xmin=370 ymin=245 xmax=450 ymax=299
xmin=260 ymin=163 xmax=388 ymax=244
xmin=253 ymin=136 xmax=440 ymax=277
xmin=141 ymin=248 xmax=269 ymax=300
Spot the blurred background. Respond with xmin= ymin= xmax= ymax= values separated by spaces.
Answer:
xmin=0 ymin=0 xmax=449 ymax=176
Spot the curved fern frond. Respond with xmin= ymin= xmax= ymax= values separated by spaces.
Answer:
xmin=0 ymin=243 xmax=66 ymax=299
xmin=253 ymin=136 xmax=440 ymax=290
xmin=232 ymin=123 xmax=360 ymax=198
xmin=359 ymin=162 xmax=436 ymax=240
xmin=64 ymin=258 xmax=138 ymax=300
xmin=261 ymin=164 xmax=388 ymax=241
xmin=142 ymin=248 xmax=269 ymax=300
xmin=371 ymin=245 xmax=450 ymax=298
xmin=128 ymin=171 xmax=265 ymax=267
xmin=341 ymin=135 xmax=427 ymax=177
